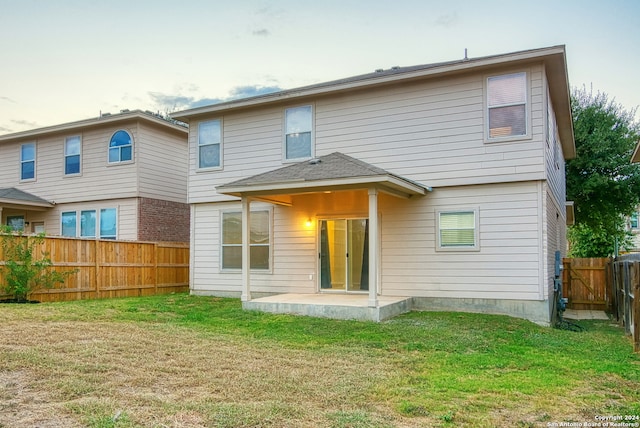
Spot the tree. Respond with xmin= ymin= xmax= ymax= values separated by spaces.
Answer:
xmin=0 ymin=226 xmax=75 ymax=302
xmin=566 ymin=86 xmax=640 ymax=257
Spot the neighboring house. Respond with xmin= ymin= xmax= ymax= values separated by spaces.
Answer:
xmin=0 ymin=110 xmax=189 ymax=242
xmin=627 ymin=144 xmax=640 ymax=250
xmin=171 ymin=45 xmax=575 ymax=325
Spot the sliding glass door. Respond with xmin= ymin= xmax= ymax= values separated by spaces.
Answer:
xmin=319 ymin=219 xmax=369 ymax=292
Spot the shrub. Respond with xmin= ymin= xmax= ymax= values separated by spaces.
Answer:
xmin=0 ymin=225 xmax=75 ymax=301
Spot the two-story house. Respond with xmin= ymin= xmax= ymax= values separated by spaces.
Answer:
xmin=171 ymin=45 xmax=575 ymax=325
xmin=0 ymin=110 xmax=189 ymax=242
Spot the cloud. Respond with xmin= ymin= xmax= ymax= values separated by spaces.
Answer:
xmin=252 ymin=28 xmax=270 ymax=37
xmin=228 ymin=85 xmax=282 ymax=99
xmin=434 ymin=12 xmax=458 ymax=28
xmin=0 ymin=118 xmax=38 ymax=134
xmin=1 ymin=96 xmax=16 ymax=103
xmin=148 ymin=92 xmax=216 ymax=112
xmin=150 ymin=84 xmax=283 ymax=113
xmin=11 ymin=119 xmax=38 ymax=128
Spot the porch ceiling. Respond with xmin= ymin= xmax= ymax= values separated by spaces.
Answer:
xmin=216 ymin=152 xmax=431 ymax=203
xmin=0 ymin=188 xmax=54 ymax=211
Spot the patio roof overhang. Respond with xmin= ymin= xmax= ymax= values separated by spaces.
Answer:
xmin=216 ymin=152 xmax=431 ymax=205
xmin=0 ymin=188 xmax=54 ymax=211
xmin=218 ymin=153 xmax=431 ymax=308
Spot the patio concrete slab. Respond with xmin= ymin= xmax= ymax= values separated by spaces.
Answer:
xmin=243 ymin=293 xmax=412 ymax=322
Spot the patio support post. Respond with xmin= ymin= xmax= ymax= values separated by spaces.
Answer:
xmin=241 ymin=196 xmax=251 ymax=302
xmin=368 ymin=188 xmax=378 ymax=307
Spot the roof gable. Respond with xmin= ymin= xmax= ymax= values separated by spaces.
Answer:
xmin=0 ymin=187 xmax=53 ymax=208
xmin=171 ymin=45 xmax=575 ymax=159
xmin=0 ymin=109 xmax=187 ymax=144
xmin=217 ymin=152 xmax=430 ymax=199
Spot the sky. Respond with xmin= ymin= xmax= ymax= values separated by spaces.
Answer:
xmin=1 ymin=0 xmax=639 ymax=134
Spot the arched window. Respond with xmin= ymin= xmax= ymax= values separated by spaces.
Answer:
xmin=108 ymin=130 xmax=133 ymax=163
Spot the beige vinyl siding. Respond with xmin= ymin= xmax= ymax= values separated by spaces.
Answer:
xmin=0 ymin=124 xmax=139 ymax=204
xmin=190 ymin=201 xmax=318 ymax=295
xmin=188 ymin=109 xmax=284 ymax=204
xmin=12 ymin=198 xmax=139 ymax=240
xmin=0 ymin=141 xmax=21 ymax=184
xmin=137 ymin=122 xmax=188 ymax=203
xmin=544 ymin=74 xmax=568 ymax=211
xmin=1 ymin=119 xmax=187 ymax=206
xmin=190 ymin=182 xmax=544 ymax=301
xmin=187 ymin=63 xmax=548 ymax=205
xmin=379 ymin=181 xmax=542 ymax=300
xmin=544 ymin=186 xmax=566 ymax=304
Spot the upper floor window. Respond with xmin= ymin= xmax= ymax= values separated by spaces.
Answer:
xmin=198 ymin=119 xmax=222 ymax=169
xmin=65 ymin=136 xmax=81 ymax=175
xmin=436 ymin=209 xmax=479 ymax=251
xmin=631 ymin=212 xmax=639 ymax=229
xmin=285 ymin=105 xmax=313 ymax=160
xmin=21 ymin=143 xmax=36 ymax=180
xmin=109 ymin=130 xmax=133 ymax=163
xmin=487 ymin=72 xmax=527 ymax=139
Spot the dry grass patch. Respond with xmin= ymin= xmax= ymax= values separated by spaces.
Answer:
xmin=0 ymin=294 xmax=638 ymax=427
xmin=0 ymin=320 xmax=399 ymax=427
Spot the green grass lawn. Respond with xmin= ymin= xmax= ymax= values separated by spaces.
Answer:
xmin=0 ymin=293 xmax=638 ymax=427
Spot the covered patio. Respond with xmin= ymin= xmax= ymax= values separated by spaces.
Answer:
xmin=216 ymin=152 xmax=431 ymax=321
xmin=0 ymin=188 xmax=54 ymax=231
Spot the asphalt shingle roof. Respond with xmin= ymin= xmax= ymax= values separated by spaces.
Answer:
xmin=217 ymin=152 xmax=429 ymax=198
xmin=0 ymin=188 xmax=53 ymax=206
xmin=219 ymin=152 xmax=392 ymax=188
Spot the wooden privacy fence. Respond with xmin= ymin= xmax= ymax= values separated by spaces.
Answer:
xmin=563 ymin=256 xmax=638 ymax=352
xmin=611 ymin=255 xmax=640 ymax=353
xmin=562 ymin=257 xmax=612 ymax=311
xmin=0 ymin=236 xmax=189 ymax=302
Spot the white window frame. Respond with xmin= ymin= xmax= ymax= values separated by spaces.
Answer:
xmin=283 ymin=104 xmax=314 ymax=162
xmin=108 ymin=130 xmax=134 ymax=164
xmin=485 ymin=71 xmax=530 ymax=142
xmin=61 ymin=211 xmax=77 ymax=237
xmin=64 ymin=135 xmax=82 ymax=176
xmin=99 ymin=208 xmax=117 ymax=239
xmin=20 ymin=142 xmax=36 ymax=181
xmin=220 ymin=208 xmax=272 ymax=272
xmin=435 ymin=208 xmax=480 ymax=252
xmin=60 ymin=208 xmax=116 ymax=239
xmin=80 ymin=210 xmax=96 ymax=237
xmin=197 ymin=119 xmax=223 ymax=171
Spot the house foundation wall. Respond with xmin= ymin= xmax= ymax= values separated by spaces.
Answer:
xmin=411 ymin=296 xmax=551 ymax=326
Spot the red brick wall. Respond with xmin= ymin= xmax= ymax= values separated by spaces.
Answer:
xmin=137 ymin=197 xmax=190 ymax=242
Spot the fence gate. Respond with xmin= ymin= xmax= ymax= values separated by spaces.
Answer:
xmin=562 ymin=258 xmax=611 ymax=311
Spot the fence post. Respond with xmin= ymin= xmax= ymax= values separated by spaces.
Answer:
xmin=95 ymin=240 xmax=101 ymax=299
xmin=618 ymin=262 xmax=624 ymax=323
xmin=624 ymin=262 xmax=631 ymax=334
xmin=632 ymin=262 xmax=640 ymax=352
xmin=154 ymin=243 xmax=159 ymax=295
xmin=564 ymin=258 xmax=571 ymax=304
